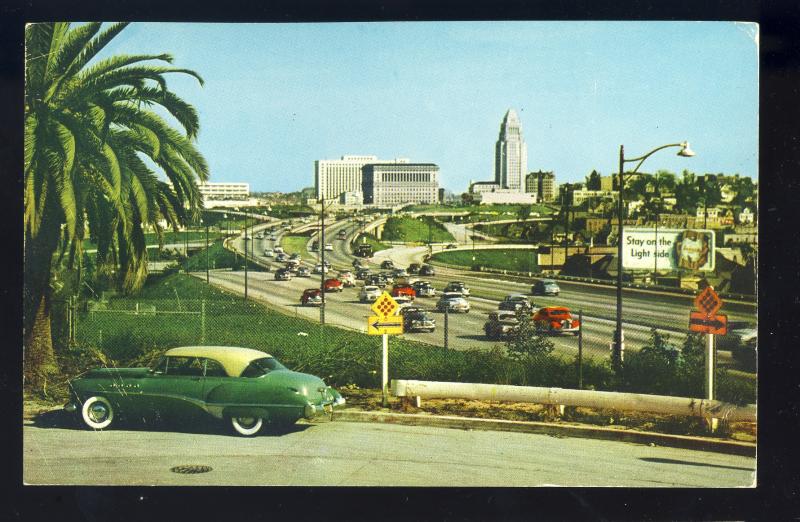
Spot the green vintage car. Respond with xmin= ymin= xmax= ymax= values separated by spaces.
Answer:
xmin=65 ymin=346 xmax=345 ymax=436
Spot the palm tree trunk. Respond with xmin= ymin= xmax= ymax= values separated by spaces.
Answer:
xmin=23 ymin=203 xmax=62 ymax=391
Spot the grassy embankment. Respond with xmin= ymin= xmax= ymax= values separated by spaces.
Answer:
xmin=431 ymin=249 xmax=538 ymax=272
xmin=83 ymin=230 xmax=224 ymax=251
xmin=280 ymin=234 xmax=318 ymax=262
xmin=183 ymin=240 xmax=263 ymax=272
xmin=381 ymin=216 xmax=455 ymax=243
xmin=406 ymin=204 xmax=555 ymax=218
xmin=353 ymin=233 xmax=391 ymax=253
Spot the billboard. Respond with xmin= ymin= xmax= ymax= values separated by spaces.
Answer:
xmin=622 ymin=228 xmax=715 ymax=271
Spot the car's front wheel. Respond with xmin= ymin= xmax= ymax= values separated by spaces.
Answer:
xmin=231 ymin=416 xmax=263 ymax=436
xmin=81 ymin=396 xmax=115 ymax=430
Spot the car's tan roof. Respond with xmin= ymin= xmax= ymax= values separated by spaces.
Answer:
xmin=164 ymin=346 xmax=272 ymax=377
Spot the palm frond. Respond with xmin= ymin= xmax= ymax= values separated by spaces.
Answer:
xmin=48 ymin=22 xmax=102 ymax=87
xmin=61 ymin=22 xmax=129 ymax=83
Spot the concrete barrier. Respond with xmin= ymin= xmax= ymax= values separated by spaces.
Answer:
xmin=391 ymin=380 xmax=757 ymax=423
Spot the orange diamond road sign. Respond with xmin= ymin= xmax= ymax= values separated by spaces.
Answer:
xmin=694 ymin=286 xmax=723 ymax=316
xmin=689 ymin=311 xmax=728 ymax=335
xmin=371 ymin=292 xmax=399 ymax=319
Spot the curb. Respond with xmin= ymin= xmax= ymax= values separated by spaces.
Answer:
xmin=334 ymin=409 xmax=756 ymax=458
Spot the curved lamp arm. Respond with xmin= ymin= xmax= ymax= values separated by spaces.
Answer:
xmin=624 ymin=142 xmax=687 ymax=176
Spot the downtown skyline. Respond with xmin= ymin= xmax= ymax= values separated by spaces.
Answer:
xmin=97 ymin=21 xmax=759 ymax=193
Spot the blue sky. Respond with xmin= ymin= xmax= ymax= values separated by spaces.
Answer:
xmin=102 ymin=21 xmax=758 ymax=193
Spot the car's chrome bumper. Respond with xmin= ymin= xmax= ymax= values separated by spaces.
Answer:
xmin=303 ymin=390 xmax=346 ymax=419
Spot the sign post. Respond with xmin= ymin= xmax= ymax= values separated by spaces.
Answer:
xmin=382 ymin=334 xmax=389 ymax=407
xmin=368 ymin=292 xmax=403 ymax=407
xmin=689 ymin=286 xmax=727 ymax=432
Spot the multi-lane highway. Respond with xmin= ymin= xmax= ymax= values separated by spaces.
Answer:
xmin=202 ymin=215 xmax=755 ymax=366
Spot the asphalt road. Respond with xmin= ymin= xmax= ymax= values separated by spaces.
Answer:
xmin=211 ymin=217 xmax=751 ymax=364
xmin=23 ymin=417 xmax=755 ymax=487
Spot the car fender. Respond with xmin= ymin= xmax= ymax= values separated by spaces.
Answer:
xmin=203 ymin=380 xmax=301 ymax=421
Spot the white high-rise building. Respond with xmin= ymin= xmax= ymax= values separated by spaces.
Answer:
xmin=362 ymin=163 xmax=440 ymax=207
xmin=314 ymin=155 xmax=409 ymax=199
xmin=494 ymin=109 xmax=528 ymax=192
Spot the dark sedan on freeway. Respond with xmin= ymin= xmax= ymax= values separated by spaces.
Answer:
xmin=532 ymin=279 xmax=560 ymax=296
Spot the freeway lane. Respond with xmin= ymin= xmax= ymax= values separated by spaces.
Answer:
xmin=23 ymin=419 xmax=755 ymax=486
xmin=200 ymin=269 xmax=735 ymax=365
xmin=221 ymin=216 xmax=747 ymax=364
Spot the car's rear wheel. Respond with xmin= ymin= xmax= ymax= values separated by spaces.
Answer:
xmin=231 ymin=416 xmax=263 ymax=436
xmin=81 ymin=396 xmax=114 ymax=430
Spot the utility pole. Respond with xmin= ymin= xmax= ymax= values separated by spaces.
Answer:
xmin=243 ymin=218 xmax=248 ymax=300
xmin=320 ymin=198 xmax=326 ymax=325
xmin=205 ymin=223 xmax=209 ymax=284
xmin=564 ymin=184 xmax=570 ymax=267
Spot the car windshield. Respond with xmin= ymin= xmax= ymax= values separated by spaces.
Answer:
xmin=240 ymin=357 xmax=287 ymax=378
xmin=548 ymin=310 xmax=568 ymax=315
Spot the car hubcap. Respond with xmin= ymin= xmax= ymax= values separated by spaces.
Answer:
xmin=237 ymin=417 xmax=258 ymax=428
xmin=90 ymin=403 xmax=108 ymax=422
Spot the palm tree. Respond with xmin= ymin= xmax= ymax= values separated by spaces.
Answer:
xmin=24 ymin=22 xmax=209 ymax=390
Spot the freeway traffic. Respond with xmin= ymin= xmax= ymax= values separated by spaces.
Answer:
xmin=202 ymin=215 xmax=755 ymax=366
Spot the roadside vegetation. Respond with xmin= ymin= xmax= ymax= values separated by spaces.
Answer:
xmin=183 ymin=240 xmax=263 ymax=272
xmin=381 ymin=216 xmax=455 ymax=243
xmin=280 ymin=234 xmax=316 ymax=261
xmin=83 ymin=230 xmax=223 ymax=251
xmin=431 ymin=249 xmax=539 ymax=272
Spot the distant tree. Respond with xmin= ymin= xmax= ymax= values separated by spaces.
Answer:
xmin=732 ymin=176 xmax=755 ymax=206
xmin=699 ymin=174 xmax=723 ymax=208
xmin=674 ymin=170 xmax=701 ymax=213
xmin=585 ymin=169 xmax=602 ymax=190
xmin=516 ymin=204 xmax=532 ymax=223
xmin=653 ymin=170 xmax=677 ymax=192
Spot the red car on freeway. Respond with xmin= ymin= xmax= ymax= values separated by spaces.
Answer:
xmin=532 ymin=306 xmax=580 ymax=335
xmin=391 ymin=284 xmax=416 ymax=301
xmin=301 ymin=288 xmax=323 ymax=306
xmin=323 ymin=278 xmax=344 ymax=292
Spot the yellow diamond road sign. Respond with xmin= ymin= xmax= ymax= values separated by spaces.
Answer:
xmin=367 ymin=315 xmax=403 ymax=335
xmin=371 ymin=292 xmax=399 ymax=319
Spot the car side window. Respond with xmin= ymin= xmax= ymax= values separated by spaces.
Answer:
xmin=165 ymin=356 xmax=204 ymax=376
xmin=204 ymin=358 xmax=227 ymax=377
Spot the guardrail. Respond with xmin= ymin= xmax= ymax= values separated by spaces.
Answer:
xmin=392 ymin=380 xmax=757 ymax=423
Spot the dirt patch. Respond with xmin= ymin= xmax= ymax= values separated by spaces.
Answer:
xmin=338 ymin=386 xmax=757 ymax=441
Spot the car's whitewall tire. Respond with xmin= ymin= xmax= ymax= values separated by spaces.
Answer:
xmin=231 ymin=416 xmax=263 ymax=436
xmin=81 ymin=396 xmax=114 ymax=430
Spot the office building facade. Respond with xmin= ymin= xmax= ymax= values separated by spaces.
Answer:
xmin=314 ymin=155 xmax=408 ymax=199
xmin=198 ymin=182 xmax=250 ymax=200
xmin=362 ymin=163 xmax=440 ymax=207
xmin=494 ymin=109 xmax=528 ymax=191
xmin=525 ymin=171 xmax=557 ymax=202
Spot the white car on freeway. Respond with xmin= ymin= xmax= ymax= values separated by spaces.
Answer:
xmin=338 ymin=271 xmax=356 ymax=287
xmin=263 ymin=249 xmax=274 ymax=257
xmin=360 ymin=285 xmax=382 ymax=302
xmin=436 ymin=292 xmax=470 ymax=313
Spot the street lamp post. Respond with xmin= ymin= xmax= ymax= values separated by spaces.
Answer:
xmin=613 ymin=142 xmax=694 ymax=373
xmin=653 ymin=182 xmax=661 ymax=285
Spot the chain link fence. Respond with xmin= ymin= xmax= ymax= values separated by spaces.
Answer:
xmin=49 ymin=271 xmax=755 ymax=406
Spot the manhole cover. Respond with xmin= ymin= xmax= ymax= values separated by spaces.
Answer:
xmin=170 ymin=464 xmax=213 ymax=474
